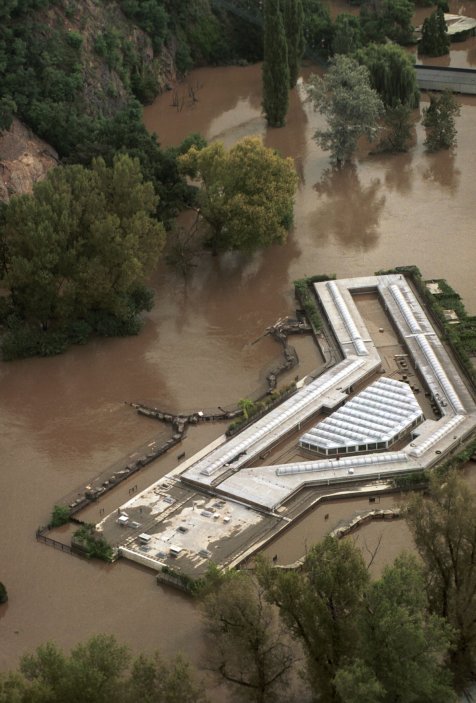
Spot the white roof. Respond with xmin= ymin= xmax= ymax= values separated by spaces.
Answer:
xmin=300 ymin=377 xmax=423 ymax=450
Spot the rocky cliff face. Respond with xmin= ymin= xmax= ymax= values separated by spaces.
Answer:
xmin=47 ymin=0 xmax=177 ymax=117
xmin=0 ymin=119 xmax=59 ymax=202
xmin=0 ymin=0 xmax=178 ymax=202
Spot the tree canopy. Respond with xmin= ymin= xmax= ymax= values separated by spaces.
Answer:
xmin=0 ymin=154 xmax=165 ymax=359
xmin=307 ymin=55 xmax=384 ymax=165
xmin=360 ymin=0 xmax=415 ymax=45
xmin=332 ymin=14 xmax=363 ymax=55
xmin=406 ymin=471 xmax=476 ymax=690
xmin=262 ymin=0 xmax=290 ymax=127
xmin=283 ymin=0 xmax=305 ymax=88
xmin=178 ymin=136 xmax=298 ymax=253
xmin=0 ymin=634 xmax=206 ymax=703
xmin=419 ymin=7 xmax=450 ymax=57
xmin=201 ymin=569 xmax=294 ymax=703
xmin=422 ymin=91 xmax=460 ymax=152
xmin=255 ymin=536 xmax=454 ymax=702
xmin=355 ymin=43 xmax=419 ymax=109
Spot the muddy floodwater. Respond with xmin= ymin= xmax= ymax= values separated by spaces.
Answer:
xmin=1 ymin=40 xmax=476 ymax=677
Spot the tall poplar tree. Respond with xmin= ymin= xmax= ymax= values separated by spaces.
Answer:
xmin=263 ymin=0 xmax=290 ymax=127
xmin=283 ymin=0 xmax=305 ymax=88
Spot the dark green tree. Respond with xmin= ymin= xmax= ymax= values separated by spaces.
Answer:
xmin=283 ymin=0 xmax=305 ymax=88
xmin=332 ymin=14 xmax=363 ymax=55
xmin=201 ymin=570 xmax=294 ymax=703
xmin=5 ymin=634 xmax=206 ymax=703
xmin=0 ymin=96 xmax=16 ymax=132
xmin=357 ymin=553 xmax=455 ymax=702
xmin=360 ymin=0 xmax=415 ymax=45
xmin=0 ymin=582 xmax=7 ymax=604
xmin=1 ymin=155 xmax=165 ymax=358
xmin=419 ymin=7 xmax=450 ymax=56
xmin=422 ymin=91 xmax=460 ymax=151
xmin=355 ymin=43 xmax=418 ymax=153
xmin=406 ymin=472 xmax=476 ymax=689
xmin=50 ymin=505 xmax=70 ymax=527
xmin=356 ymin=43 xmax=419 ymax=109
xmin=258 ymin=536 xmax=370 ymax=700
xmin=302 ymin=0 xmax=334 ymax=60
xmin=262 ymin=0 xmax=290 ymax=127
xmin=123 ymin=652 xmax=207 ymax=703
xmin=378 ymin=102 xmax=414 ymax=152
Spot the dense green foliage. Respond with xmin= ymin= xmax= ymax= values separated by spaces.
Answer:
xmin=283 ymin=0 xmax=305 ymax=88
xmin=378 ymin=102 xmax=414 ymax=152
xmin=262 ymin=0 xmax=290 ymax=127
xmin=360 ymin=0 xmax=415 ymax=45
xmin=118 ymin=0 xmax=169 ymax=51
xmin=0 ymin=0 xmax=89 ymax=152
xmin=73 ymin=524 xmax=114 ymax=561
xmin=201 ymin=570 xmax=294 ymax=702
xmin=307 ymin=55 xmax=384 ymax=165
xmin=427 ymin=278 xmax=476 ymax=359
xmin=355 ymin=43 xmax=419 ymax=109
xmin=419 ymin=7 xmax=450 ymax=56
xmin=332 ymin=13 xmax=363 ymax=54
xmin=254 ymin=538 xmax=455 ymax=702
xmin=179 ymin=136 xmax=298 ymax=253
xmin=50 ymin=505 xmax=71 ymax=527
xmin=294 ymin=277 xmax=326 ymax=330
xmin=0 ymin=582 xmax=7 ymax=604
xmin=0 ymin=634 xmax=206 ymax=703
xmin=0 ymin=155 xmax=165 ymax=359
xmin=423 ymin=91 xmax=460 ymax=151
xmin=406 ymin=473 xmax=476 ymax=691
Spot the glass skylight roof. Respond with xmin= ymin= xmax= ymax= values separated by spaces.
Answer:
xmin=299 ymin=377 xmax=423 ymax=452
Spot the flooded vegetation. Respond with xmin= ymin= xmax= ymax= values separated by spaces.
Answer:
xmin=1 ymin=23 xmax=476 ymax=677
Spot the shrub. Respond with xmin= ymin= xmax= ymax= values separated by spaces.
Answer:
xmin=73 ymin=524 xmax=114 ymax=562
xmin=0 ymin=582 xmax=7 ymax=604
xmin=50 ymin=505 xmax=71 ymax=527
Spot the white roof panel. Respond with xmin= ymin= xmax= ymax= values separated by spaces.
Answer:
xmin=300 ymin=377 xmax=423 ymax=451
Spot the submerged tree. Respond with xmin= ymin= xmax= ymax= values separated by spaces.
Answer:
xmin=1 ymin=154 xmax=165 ymax=359
xmin=357 ymin=553 xmax=455 ymax=702
xmin=307 ymin=55 xmax=383 ymax=165
xmin=258 ymin=536 xmax=370 ymax=700
xmin=356 ymin=43 xmax=419 ymax=109
xmin=302 ymin=0 xmax=334 ymax=60
xmin=332 ymin=14 xmax=363 ymax=55
xmin=355 ymin=43 xmax=418 ymax=153
xmin=406 ymin=472 xmax=476 ymax=690
xmin=262 ymin=0 xmax=290 ymax=126
xmin=422 ymin=91 xmax=460 ymax=152
xmin=360 ymin=0 xmax=415 ymax=45
xmin=378 ymin=102 xmax=414 ymax=152
xmin=419 ymin=7 xmax=450 ymax=56
xmin=201 ymin=570 xmax=294 ymax=703
xmin=178 ymin=137 xmax=298 ymax=254
xmin=283 ymin=0 xmax=305 ymax=88
xmin=1 ymin=634 xmax=206 ymax=703
xmin=258 ymin=538 xmax=455 ymax=702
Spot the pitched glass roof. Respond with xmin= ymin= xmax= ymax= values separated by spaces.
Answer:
xmin=300 ymin=377 xmax=423 ymax=450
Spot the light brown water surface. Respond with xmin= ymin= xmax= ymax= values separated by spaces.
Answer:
xmin=1 ymin=50 xmax=476 ymax=674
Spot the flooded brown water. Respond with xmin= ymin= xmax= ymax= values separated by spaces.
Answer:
xmin=1 ymin=38 xmax=476 ymax=677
